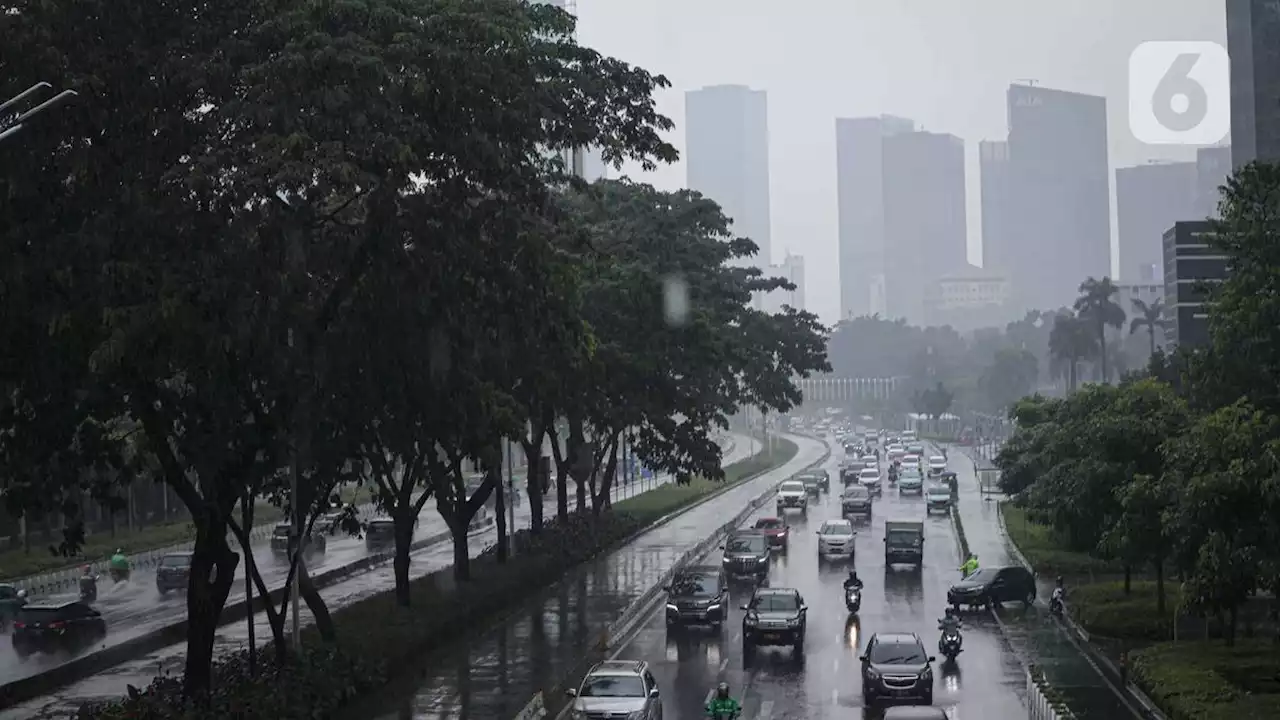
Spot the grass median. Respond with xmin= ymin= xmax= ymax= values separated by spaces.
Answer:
xmin=79 ymin=437 xmax=800 ymax=720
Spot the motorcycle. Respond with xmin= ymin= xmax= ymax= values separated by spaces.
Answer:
xmin=79 ymin=575 xmax=98 ymax=603
xmin=707 ymin=712 xmax=740 ymax=720
xmin=108 ymin=567 xmax=130 ymax=583
xmin=845 ymin=586 xmax=862 ymax=613
xmin=939 ymin=629 xmax=963 ymax=661
xmin=1049 ymin=591 xmax=1064 ymax=617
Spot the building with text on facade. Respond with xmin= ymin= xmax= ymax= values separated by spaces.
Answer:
xmin=1163 ymin=220 xmax=1227 ymax=348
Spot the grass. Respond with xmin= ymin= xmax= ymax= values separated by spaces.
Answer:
xmin=612 ymin=438 xmax=799 ymax=518
xmin=1000 ymin=503 xmax=1124 ymax=580
xmin=1131 ymin=639 xmax=1280 ymax=720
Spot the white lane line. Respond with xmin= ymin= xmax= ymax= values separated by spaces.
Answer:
xmin=719 ymin=657 xmax=729 ymax=673
xmin=704 ymin=688 xmax=715 ymax=706
xmin=831 ymin=688 xmax=839 ymax=704
xmin=755 ymin=699 xmax=774 ymax=720
xmin=832 ymin=657 xmax=839 ymax=672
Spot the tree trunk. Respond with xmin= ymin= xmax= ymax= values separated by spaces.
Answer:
xmin=1098 ymin=324 xmax=1108 ymax=383
xmin=393 ymin=512 xmax=414 ymax=606
xmin=298 ymin=560 xmax=336 ymax=642
xmin=592 ymin=436 xmax=620 ymax=514
xmin=1148 ymin=326 xmax=1157 ymax=358
xmin=1155 ymin=558 xmax=1166 ymax=615
xmin=1123 ymin=564 xmax=1132 ymax=595
xmin=451 ymin=517 xmax=471 ymax=581
xmin=1226 ymin=605 xmax=1238 ymax=646
xmin=494 ymin=446 xmax=508 ymax=563
xmin=183 ymin=516 xmax=240 ymax=698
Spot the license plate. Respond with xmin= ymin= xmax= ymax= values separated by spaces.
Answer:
xmin=762 ymin=633 xmax=780 ymax=641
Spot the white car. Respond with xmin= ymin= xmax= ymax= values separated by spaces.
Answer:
xmin=858 ymin=467 xmax=882 ymax=493
xmin=902 ymin=454 xmax=921 ymax=470
xmin=817 ymin=519 xmax=856 ymax=559
xmin=928 ymin=455 xmax=948 ymax=474
xmin=776 ymin=481 xmax=808 ymax=514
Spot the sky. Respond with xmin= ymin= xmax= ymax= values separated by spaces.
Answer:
xmin=571 ymin=0 xmax=1229 ymax=325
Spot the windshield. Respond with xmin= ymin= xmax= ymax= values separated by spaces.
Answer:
xmin=887 ymin=530 xmax=922 ymax=547
xmin=927 ymin=485 xmax=950 ymax=495
xmin=860 ymin=469 xmax=878 ymax=478
xmin=726 ymin=535 xmax=766 ymax=553
xmin=966 ymin=568 xmax=999 ymax=583
xmin=671 ymin=573 xmax=718 ymax=596
xmin=160 ymin=555 xmax=191 ymax=568
xmin=869 ymin=641 xmax=928 ymax=665
xmin=843 ymin=487 xmax=869 ymax=499
xmin=779 ymin=482 xmax=805 ymax=493
xmin=755 ymin=519 xmax=783 ymax=529
xmin=579 ymin=676 xmax=645 ymax=698
xmin=752 ymin=594 xmax=799 ymax=611
xmin=820 ymin=522 xmax=853 ymax=536
xmin=273 ymin=526 xmax=290 ymax=537
xmin=368 ymin=521 xmax=395 ymax=533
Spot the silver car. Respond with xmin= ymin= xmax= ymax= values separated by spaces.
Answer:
xmin=565 ymin=660 xmax=664 ymax=719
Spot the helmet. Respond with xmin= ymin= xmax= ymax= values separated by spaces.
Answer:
xmin=16 ymin=589 xmax=27 ymax=599
xmin=81 ymin=564 xmax=91 ymax=574
xmin=945 ymin=607 xmax=955 ymax=618
xmin=115 ymin=548 xmax=122 ymax=554
xmin=716 ymin=682 xmax=729 ymax=699
xmin=1056 ymin=575 xmax=1064 ymax=585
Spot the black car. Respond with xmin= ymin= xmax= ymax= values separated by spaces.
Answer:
xmin=841 ymin=485 xmax=873 ymax=517
xmin=365 ymin=518 xmax=397 ymax=551
xmin=947 ymin=566 xmax=1037 ymax=610
xmin=664 ymin=566 xmax=729 ymax=630
xmin=741 ymin=587 xmax=806 ymax=655
xmin=720 ymin=530 xmax=771 ymax=582
xmin=11 ymin=601 xmax=107 ymax=660
xmin=860 ymin=632 xmax=935 ymax=706
xmin=270 ymin=522 xmax=327 ymax=563
xmin=156 ymin=551 xmax=193 ymax=595
xmin=840 ymin=465 xmax=860 ymax=487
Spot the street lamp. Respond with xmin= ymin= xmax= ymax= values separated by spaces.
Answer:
xmin=0 ymin=82 xmax=78 ymax=143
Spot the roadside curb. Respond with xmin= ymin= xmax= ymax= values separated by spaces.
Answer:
xmin=541 ymin=434 xmax=830 ymax=720
xmin=0 ymin=517 xmax=496 ymax=711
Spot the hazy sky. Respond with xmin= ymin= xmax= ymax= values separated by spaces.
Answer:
xmin=573 ymin=0 xmax=1228 ymax=324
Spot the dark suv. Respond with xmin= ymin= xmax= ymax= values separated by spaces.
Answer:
xmin=720 ymin=530 xmax=771 ymax=582
xmin=947 ymin=566 xmax=1036 ymax=611
xmin=270 ymin=522 xmax=327 ymax=563
xmin=860 ymin=632 xmax=935 ymax=706
xmin=664 ymin=566 xmax=729 ymax=630
xmin=12 ymin=601 xmax=108 ymax=660
xmin=156 ymin=551 xmax=193 ymax=595
xmin=741 ymin=587 xmax=806 ymax=656
xmin=365 ymin=518 xmax=397 ymax=551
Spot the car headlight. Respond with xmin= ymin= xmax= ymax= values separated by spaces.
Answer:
xmin=628 ymin=712 xmax=645 ymax=720
xmin=666 ymin=603 xmax=678 ymax=611
xmin=722 ymin=558 xmax=731 ymax=565
xmin=757 ymin=556 xmax=768 ymax=564
xmin=864 ymin=668 xmax=880 ymax=680
xmin=706 ymin=602 xmax=721 ymax=610
xmin=571 ymin=711 xmax=587 ymax=720
xmin=787 ymin=616 xmax=802 ymax=627
xmin=745 ymin=614 xmax=759 ymax=626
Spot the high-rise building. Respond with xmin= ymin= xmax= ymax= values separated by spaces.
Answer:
xmin=979 ymin=140 xmax=1013 ymax=274
xmin=1116 ymin=161 xmax=1197 ymax=283
xmin=1194 ymin=145 xmax=1233 ymax=218
xmin=1227 ymin=0 xmax=1280 ymax=167
xmin=835 ymin=115 xmax=914 ymax=319
xmin=758 ymin=252 xmax=806 ymax=314
xmin=1006 ymin=83 xmax=1111 ymax=311
xmin=1163 ymin=220 xmax=1226 ymax=347
xmin=882 ymin=130 xmax=968 ymax=323
xmin=686 ymin=85 xmax=772 ymax=268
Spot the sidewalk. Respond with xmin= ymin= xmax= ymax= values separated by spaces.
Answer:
xmin=950 ymin=444 xmax=1138 ymax=719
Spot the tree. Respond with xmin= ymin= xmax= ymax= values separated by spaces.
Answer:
xmin=979 ymin=348 xmax=1038 ymax=411
xmin=1129 ymin=298 xmax=1170 ymax=358
xmin=1049 ymin=314 xmax=1097 ymax=392
xmin=1074 ymin=277 xmax=1126 ymax=382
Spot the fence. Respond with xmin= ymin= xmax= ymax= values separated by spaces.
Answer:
xmin=1027 ymin=666 xmax=1077 ymax=719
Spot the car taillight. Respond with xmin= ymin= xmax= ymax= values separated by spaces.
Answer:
xmin=49 ymin=621 xmax=67 ymax=630
xmin=12 ymin=621 xmax=24 ymax=629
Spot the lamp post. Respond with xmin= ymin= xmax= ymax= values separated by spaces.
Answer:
xmin=0 ymin=82 xmax=78 ymax=143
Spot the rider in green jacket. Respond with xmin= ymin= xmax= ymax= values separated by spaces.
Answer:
xmin=109 ymin=549 xmax=130 ymax=571
xmin=705 ymin=682 xmax=741 ymax=718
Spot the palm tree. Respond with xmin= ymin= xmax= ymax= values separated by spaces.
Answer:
xmin=1129 ymin=298 xmax=1171 ymax=357
xmin=1049 ymin=314 xmax=1097 ymax=392
xmin=1073 ymin=277 xmax=1126 ymax=382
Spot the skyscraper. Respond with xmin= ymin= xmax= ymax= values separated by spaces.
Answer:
xmin=685 ymin=85 xmax=772 ymax=268
xmin=1194 ymin=145 xmax=1232 ymax=218
xmin=1227 ymin=0 xmax=1280 ymax=167
xmin=1006 ymin=83 xmax=1111 ymax=311
xmin=979 ymin=140 xmax=1012 ymax=273
xmin=1116 ymin=161 xmax=1196 ymax=283
xmin=835 ymin=115 xmax=914 ymax=319
xmin=882 ymin=130 xmax=968 ymax=324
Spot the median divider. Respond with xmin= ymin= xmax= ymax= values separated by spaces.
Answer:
xmin=0 ymin=516 xmax=496 ymax=711
xmin=528 ymin=434 xmax=831 ymax=720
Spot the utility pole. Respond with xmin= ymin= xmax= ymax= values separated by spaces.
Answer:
xmin=0 ymin=82 xmax=78 ymax=143
xmin=505 ymin=437 xmax=516 ymax=556
xmin=287 ymin=328 xmax=302 ymax=652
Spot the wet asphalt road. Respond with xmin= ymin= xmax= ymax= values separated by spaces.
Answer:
xmin=2 ymin=436 xmax=754 ymax=719
xmin=587 ymin=438 xmax=1027 ymax=720
xmin=351 ymin=432 xmax=827 ymax=720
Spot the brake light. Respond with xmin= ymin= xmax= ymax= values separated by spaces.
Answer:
xmin=12 ymin=621 xmax=23 ymax=629
xmin=48 ymin=621 xmax=67 ymax=630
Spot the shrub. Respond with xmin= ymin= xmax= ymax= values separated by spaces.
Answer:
xmin=1130 ymin=639 xmax=1280 ymax=720
xmin=1001 ymin=503 xmax=1123 ymax=578
xmin=76 ymin=442 xmax=797 ymax=719
xmin=1068 ymin=580 xmax=1180 ymax=641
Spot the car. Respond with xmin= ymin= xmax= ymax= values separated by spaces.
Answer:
xmin=664 ymin=566 xmax=729 ymax=630
xmin=925 ymin=482 xmax=952 ymax=513
xmin=863 ymin=430 xmax=878 ymax=444
xmin=927 ymin=455 xmax=948 ymax=475
xmin=898 ymin=468 xmax=924 ymax=494
xmin=858 ymin=467 xmax=882 ymax=494
xmin=947 ymin=566 xmax=1037 ymax=610
xmin=798 ymin=473 xmax=822 ymax=497
xmin=906 ymin=443 xmax=925 ymax=456
xmin=860 ymin=632 xmax=935 ymax=706
xmin=269 ymin=522 xmax=327 ymax=563
xmin=564 ymin=660 xmax=664 ymax=720
xmin=741 ymin=587 xmax=807 ymax=655
xmin=883 ymin=705 xmax=950 ymax=719
xmin=808 ymin=469 xmax=831 ymax=492
xmin=155 ymin=551 xmax=194 ymax=595
xmin=841 ymin=485 xmax=873 ymax=517
xmin=860 ymin=454 xmax=878 ymax=468
xmin=11 ymin=600 xmax=108 ymax=660
xmin=0 ymin=583 xmax=28 ymax=630
xmin=902 ymin=430 xmax=918 ymax=442
xmin=364 ymin=518 xmax=398 ymax=551
xmin=721 ymin=530 xmax=771 ymax=581
xmin=816 ymin=519 xmax=856 ymax=560
xmin=775 ymin=480 xmax=808 ymax=514
xmin=754 ymin=517 xmax=790 ymax=551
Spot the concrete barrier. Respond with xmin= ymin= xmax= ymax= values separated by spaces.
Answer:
xmin=0 ymin=516 xmax=496 ymax=711
xmin=513 ymin=692 xmax=547 ymax=720
xmin=1027 ymin=666 xmax=1076 ymax=719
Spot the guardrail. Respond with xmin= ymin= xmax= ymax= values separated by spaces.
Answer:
xmin=530 ymin=433 xmax=831 ymax=720
xmin=1027 ymin=666 xmax=1076 ymax=719
xmin=513 ymin=692 xmax=547 ymax=720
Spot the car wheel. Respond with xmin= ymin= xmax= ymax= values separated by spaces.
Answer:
xmin=1023 ymin=590 xmax=1035 ymax=607
xmin=923 ymin=690 xmax=934 ymax=705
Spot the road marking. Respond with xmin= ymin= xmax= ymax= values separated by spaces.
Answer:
xmin=832 ymin=657 xmax=839 ymax=672
xmin=719 ymin=657 xmax=729 ymax=673
xmin=754 ymin=699 xmax=774 ymax=720
xmin=704 ymin=688 xmax=715 ymax=706
xmin=832 ymin=688 xmax=839 ymax=704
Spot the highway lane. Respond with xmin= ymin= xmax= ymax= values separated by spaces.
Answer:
xmin=3 ymin=435 xmax=756 ymax=718
xmin=592 ymin=436 xmax=1027 ymax=719
xmin=351 ymin=432 xmax=825 ymax=720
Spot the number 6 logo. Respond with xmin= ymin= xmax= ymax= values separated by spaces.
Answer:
xmin=1129 ymin=41 xmax=1230 ymax=145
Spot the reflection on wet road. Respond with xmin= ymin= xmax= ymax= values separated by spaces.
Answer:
xmin=355 ymin=432 xmax=828 ymax=720
xmin=598 ymin=438 xmax=1027 ymax=719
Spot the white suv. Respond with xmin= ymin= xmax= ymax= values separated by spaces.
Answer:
xmin=858 ymin=467 xmax=882 ymax=494
xmin=776 ymin=480 xmax=808 ymax=514
xmin=565 ymin=660 xmax=664 ymax=720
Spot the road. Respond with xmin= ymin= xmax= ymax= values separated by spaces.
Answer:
xmin=2 ymin=435 xmax=757 ymax=719
xmin=346 ymin=432 xmax=828 ymax=720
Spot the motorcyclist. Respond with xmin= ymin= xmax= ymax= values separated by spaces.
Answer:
xmin=1050 ymin=575 xmax=1066 ymax=609
xmin=843 ymin=570 xmax=864 ymax=591
xmin=78 ymin=564 xmax=98 ymax=601
xmin=938 ymin=607 xmax=963 ymax=633
xmin=705 ymin=681 xmax=741 ymax=718
xmin=108 ymin=548 xmax=131 ymax=582
xmin=959 ymin=553 xmax=979 ymax=578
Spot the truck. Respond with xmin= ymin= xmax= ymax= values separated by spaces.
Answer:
xmin=883 ymin=520 xmax=924 ymax=568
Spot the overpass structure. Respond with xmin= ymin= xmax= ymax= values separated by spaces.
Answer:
xmin=794 ymin=375 xmax=908 ymax=404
